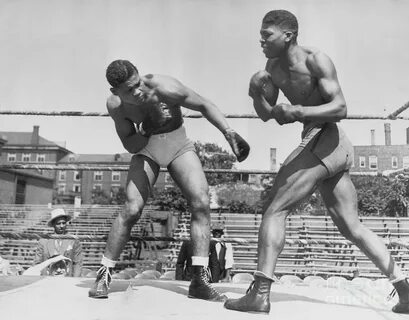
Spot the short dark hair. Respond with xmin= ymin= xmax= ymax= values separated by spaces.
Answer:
xmin=263 ymin=10 xmax=298 ymax=35
xmin=106 ymin=60 xmax=138 ymax=87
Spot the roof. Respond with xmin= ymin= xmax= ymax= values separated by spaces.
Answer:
xmin=0 ymin=132 xmax=58 ymax=146
xmin=59 ymin=153 xmax=133 ymax=163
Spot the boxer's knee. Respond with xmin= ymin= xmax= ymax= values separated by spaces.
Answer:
xmin=121 ymin=201 xmax=143 ymax=225
xmin=189 ymin=193 xmax=210 ymax=215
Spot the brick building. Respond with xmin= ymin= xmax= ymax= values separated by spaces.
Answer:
xmin=351 ymin=124 xmax=409 ymax=175
xmin=57 ymin=153 xmax=172 ymax=204
xmin=0 ymin=126 xmax=71 ymax=204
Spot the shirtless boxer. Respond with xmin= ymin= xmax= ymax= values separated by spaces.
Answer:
xmin=88 ymin=60 xmax=249 ymax=301
xmin=224 ymin=10 xmax=409 ymax=314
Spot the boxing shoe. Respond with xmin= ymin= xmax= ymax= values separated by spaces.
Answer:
xmin=224 ymin=271 xmax=273 ymax=314
xmin=188 ymin=266 xmax=227 ymax=302
xmin=389 ymin=278 xmax=409 ymax=313
xmin=88 ymin=265 xmax=112 ymax=299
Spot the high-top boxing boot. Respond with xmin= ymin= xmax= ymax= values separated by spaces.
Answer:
xmin=188 ymin=266 xmax=227 ymax=302
xmin=224 ymin=271 xmax=273 ymax=314
xmin=390 ymin=278 xmax=409 ymax=313
xmin=88 ymin=265 xmax=112 ymax=299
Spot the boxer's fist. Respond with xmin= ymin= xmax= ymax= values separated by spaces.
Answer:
xmin=139 ymin=103 xmax=173 ymax=136
xmin=249 ymin=70 xmax=272 ymax=98
xmin=224 ymin=129 xmax=250 ymax=162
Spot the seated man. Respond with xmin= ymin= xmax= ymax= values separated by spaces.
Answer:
xmin=32 ymin=208 xmax=83 ymax=277
xmin=24 ymin=255 xmax=72 ymax=276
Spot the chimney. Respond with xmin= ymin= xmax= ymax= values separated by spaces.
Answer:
xmin=270 ymin=148 xmax=277 ymax=172
xmin=406 ymin=127 xmax=409 ymax=145
xmin=31 ymin=125 xmax=40 ymax=145
xmin=384 ymin=123 xmax=391 ymax=146
xmin=370 ymin=129 xmax=375 ymax=145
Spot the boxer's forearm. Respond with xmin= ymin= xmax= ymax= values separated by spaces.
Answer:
xmin=252 ymin=95 xmax=274 ymax=122
xmin=200 ymin=102 xmax=231 ymax=134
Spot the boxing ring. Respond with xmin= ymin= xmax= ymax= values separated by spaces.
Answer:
xmin=1 ymin=102 xmax=409 ymax=319
xmin=0 ymin=275 xmax=406 ymax=320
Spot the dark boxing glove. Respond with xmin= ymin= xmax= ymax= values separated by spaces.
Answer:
xmin=224 ymin=128 xmax=250 ymax=162
xmin=138 ymin=103 xmax=173 ymax=137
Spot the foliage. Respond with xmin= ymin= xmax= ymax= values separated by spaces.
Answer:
xmin=257 ymin=174 xmax=409 ymax=217
xmin=217 ymin=182 xmax=262 ymax=206
xmin=221 ymin=200 xmax=261 ymax=214
xmin=110 ymin=187 xmax=127 ymax=205
xmin=91 ymin=189 xmax=110 ymax=205
xmin=194 ymin=141 xmax=237 ymax=186
xmin=151 ymin=187 xmax=189 ymax=212
xmin=352 ymin=175 xmax=408 ymax=217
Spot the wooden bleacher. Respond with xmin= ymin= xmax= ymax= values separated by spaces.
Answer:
xmin=2 ymin=204 xmax=409 ymax=279
xmin=165 ymin=212 xmax=409 ymax=279
xmin=0 ymin=205 xmax=160 ymax=270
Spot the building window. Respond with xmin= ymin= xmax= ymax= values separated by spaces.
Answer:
xmin=22 ymin=153 xmax=31 ymax=162
xmin=112 ymin=172 xmax=120 ymax=181
xmin=359 ymin=156 xmax=366 ymax=168
xmin=7 ymin=153 xmax=16 ymax=162
xmin=59 ymin=171 xmax=66 ymax=181
xmin=369 ymin=156 xmax=378 ymax=170
xmin=37 ymin=154 xmax=45 ymax=162
xmin=403 ymin=156 xmax=409 ymax=169
xmin=94 ymin=171 xmax=103 ymax=181
xmin=73 ymin=171 xmax=81 ymax=181
xmin=68 ymin=155 xmax=75 ymax=162
xmin=57 ymin=183 xmax=66 ymax=194
xmin=93 ymin=184 xmax=102 ymax=191
xmin=73 ymin=184 xmax=81 ymax=193
xmin=392 ymin=156 xmax=398 ymax=168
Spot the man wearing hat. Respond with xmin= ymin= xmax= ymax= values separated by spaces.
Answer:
xmin=210 ymin=223 xmax=234 ymax=283
xmin=31 ymin=208 xmax=83 ymax=277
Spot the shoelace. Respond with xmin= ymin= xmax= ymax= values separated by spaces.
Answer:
xmin=203 ymin=267 xmax=213 ymax=283
xmin=246 ymin=281 xmax=256 ymax=294
xmin=201 ymin=267 xmax=222 ymax=297
xmin=96 ymin=266 xmax=112 ymax=288
xmin=387 ymin=288 xmax=397 ymax=301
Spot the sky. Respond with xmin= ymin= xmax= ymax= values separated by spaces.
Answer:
xmin=0 ymin=0 xmax=409 ymax=170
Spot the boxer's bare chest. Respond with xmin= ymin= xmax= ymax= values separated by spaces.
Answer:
xmin=269 ymin=62 xmax=323 ymax=106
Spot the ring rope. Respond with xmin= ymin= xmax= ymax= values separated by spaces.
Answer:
xmin=0 ymin=163 xmax=393 ymax=176
xmin=1 ymin=109 xmax=409 ymax=120
xmin=1 ymin=231 xmax=409 ymax=248
xmin=0 ymin=163 xmax=276 ymax=174
xmin=387 ymin=101 xmax=409 ymax=119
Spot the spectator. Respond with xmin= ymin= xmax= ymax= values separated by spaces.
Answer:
xmin=210 ymin=224 xmax=234 ymax=283
xmin=175 ymin=239 xmax=220 ymax=282
xmin=31 ymin=208 xmax=83 ymax=277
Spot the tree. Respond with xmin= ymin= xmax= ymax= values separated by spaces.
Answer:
xmin=351 ymin=175 xmax=408 ymax=217
xmin=91 ymin=189 xmax=110 ymax=205
xmin=110 ymin=187 xmax=127 ymax=205
xmin=194 ymin=142 xmax=237 ymax=186
xmin=151 ymin=187 xmax=188 ymax=212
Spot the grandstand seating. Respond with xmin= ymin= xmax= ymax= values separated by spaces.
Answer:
xmin=0 ymin=205 xmax=159 ymax=269
xmin=1 ymin=205 xmax=409 ymax=279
